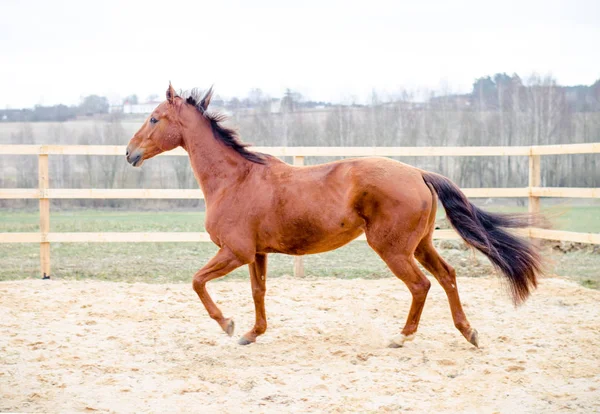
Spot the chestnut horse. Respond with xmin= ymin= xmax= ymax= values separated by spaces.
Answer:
xmin=126 ymin=84 xmax=543 ymax=348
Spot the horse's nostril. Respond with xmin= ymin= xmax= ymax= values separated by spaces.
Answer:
xmin=131 ymin=153 xmax=142 ymax=166
xmin=126 ymin=149 xmax=130 ymax=157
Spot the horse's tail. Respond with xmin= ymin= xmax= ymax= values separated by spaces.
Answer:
xmin=422 ymin=172 xmax=544 ymax=305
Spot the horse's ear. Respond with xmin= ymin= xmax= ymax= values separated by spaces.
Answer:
xmin=200 ymin=85 xmax=214 ymax=111
xmin=166 ymin=82 xmax=177 ymax=104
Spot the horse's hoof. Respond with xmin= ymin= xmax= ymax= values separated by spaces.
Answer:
xmin=224 ymin=319 xmax=235 ymax=336
xmin=388 ymin=333 xmax=414 ymax=348
xmin=468 ymin=329 xmax=479 ymax=348
xmin=238 ymin=336 xmax=254 ymax=345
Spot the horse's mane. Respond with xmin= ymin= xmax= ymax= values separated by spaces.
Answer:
xmin=181 ymin=88 xmax=267 ymax=165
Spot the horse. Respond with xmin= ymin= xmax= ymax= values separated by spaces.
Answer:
xmin=126 ymin=83 xmax=544 ymax=348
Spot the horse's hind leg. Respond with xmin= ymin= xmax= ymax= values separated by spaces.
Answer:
xmin=415 ymin=238 xmax=479 ymax=347
xmin=367 ymin=235 xmax=432 ymax=347
xmin=383 ymin=254 xmax=431 ymax=347
xmin=239 ymin=253 xmax=268 ymax=345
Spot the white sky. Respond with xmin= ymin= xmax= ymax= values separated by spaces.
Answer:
xmin=1 ymin=0 xmax=598 ymax=108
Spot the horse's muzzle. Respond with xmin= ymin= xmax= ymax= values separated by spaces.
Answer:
xmin=126 ymin=150 xmax=143 ymax=167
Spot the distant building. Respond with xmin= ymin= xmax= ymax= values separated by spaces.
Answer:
xmin=109 ymin=100 xmax=162 ymax=114
xmin=269 ymin=98 xmax=281 ymax=113
xmin=122 ymin=101 xmax=161 ymax=115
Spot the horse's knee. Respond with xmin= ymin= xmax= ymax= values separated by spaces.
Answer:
xmin=192 ymin=275 xmax=206 ymax=294
xmin=412 ymin=278 xmax=431 ymax=300
xmin=422 ymin=278 xmax=432 ymax=294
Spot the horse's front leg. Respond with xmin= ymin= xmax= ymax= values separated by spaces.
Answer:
xmin=192 ymin=247 xmax=249 ymax=336
xmin=239 ymin=253 xmax=268 ymax=345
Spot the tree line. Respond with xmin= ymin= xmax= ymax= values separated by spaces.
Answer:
xmin=0 ymin=95 xmax=112 ymax=122
xmin=1 ymin=72 xmax=599 ymax=209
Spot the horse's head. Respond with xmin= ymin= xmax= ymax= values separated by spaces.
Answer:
xmin=126 ymin=83 xmax=188 ymax=167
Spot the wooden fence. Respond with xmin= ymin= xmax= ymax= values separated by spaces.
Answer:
xmin=1 ymin=143 xmax=599 ymax=278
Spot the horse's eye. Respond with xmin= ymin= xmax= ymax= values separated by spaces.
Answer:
xmin=150 ymin=117 xmax=158 ymax=124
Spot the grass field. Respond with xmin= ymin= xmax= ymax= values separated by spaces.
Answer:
xmin=0 ymin=207 xmax=599 ymax=289
xmin=2 ymin=203 xmax=600 ymax=233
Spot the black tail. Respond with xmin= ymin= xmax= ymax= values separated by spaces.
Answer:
xmin=422 ymin=172 xmax=545 ymax=305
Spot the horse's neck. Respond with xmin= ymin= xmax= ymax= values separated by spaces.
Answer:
xmin=182 ymin=122 xmax=251 ymax=203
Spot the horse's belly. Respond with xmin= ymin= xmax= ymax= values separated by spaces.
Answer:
xmin=264 ymin=225 xmax=364 ymax=255
xmin=300 ymin=227 xmax=365 ymax=254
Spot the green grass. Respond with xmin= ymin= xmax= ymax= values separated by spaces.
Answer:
xmin=0 ymin=208 xmax=599 ymax=289
xmin=0 ymin=210 xmax=206 ymax=233
xmin=3 ymin=205 xmax=598 ymax=233
xmin=436 ymin=204 xmax=600 ymax=233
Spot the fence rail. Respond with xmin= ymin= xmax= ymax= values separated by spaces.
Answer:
xmin=2 ymin=142 xmax=600 ymax=156
xmin=1 ymin=143 xmax=599 ymax=278
xmin=2 ymin=187 xmax=599 ymax=200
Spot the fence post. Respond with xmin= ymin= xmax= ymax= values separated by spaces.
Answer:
xmin=528 ymin=150 xmax=541 ymax=214
xmin=528 ymin=149 xmax=541 ymax=241
xmin=38 ymin=153 xmax=51 ymax=279
xmin=293 ymin=155 xmax=305 ymax=278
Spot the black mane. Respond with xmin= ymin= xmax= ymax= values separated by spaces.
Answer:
xmin=182 ymin=88 xmax=267 ymax=164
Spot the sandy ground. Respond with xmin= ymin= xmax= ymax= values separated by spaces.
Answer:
xmin=1 ymin=276 xmax=599 ymax=413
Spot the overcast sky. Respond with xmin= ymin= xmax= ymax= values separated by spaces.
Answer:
xmin=1 ymin=0 xmax=598 ymax=108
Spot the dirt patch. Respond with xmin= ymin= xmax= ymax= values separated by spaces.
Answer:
xmin=1 ymin=277 xmax=599 ymax=412
xmin=547 ymin=241 xmax=600 ymax=254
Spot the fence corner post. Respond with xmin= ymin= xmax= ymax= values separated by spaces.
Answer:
xmin=293 ymin=155 xmax=305 ymax=277
xmin=38 ymin=154 xmax=50 ymax=279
